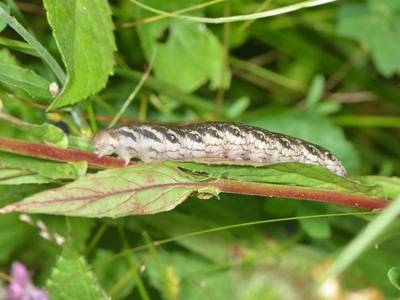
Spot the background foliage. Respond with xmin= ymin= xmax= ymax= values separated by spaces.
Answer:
xmin=0 ymin=0 xmax=400 ymax=299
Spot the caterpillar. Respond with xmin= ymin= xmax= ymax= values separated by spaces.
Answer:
xmin=91 ymin=122 xmax=347 ymax=176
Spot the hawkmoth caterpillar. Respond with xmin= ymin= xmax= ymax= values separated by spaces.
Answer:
xmin=92 ymin=122 xmax=347 ymax=176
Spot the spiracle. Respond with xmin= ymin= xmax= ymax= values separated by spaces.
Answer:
xmin=91 ymin=122 xmax=347 ymax=176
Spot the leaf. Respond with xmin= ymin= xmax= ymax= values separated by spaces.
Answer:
xmin=47 ymin=243 xmax=108 ymax=300
xmin=226 ymin=97 xmax=250 ymax=119
xmin=0 ymin=214 xmax=34 ymax=263
xmin=357 ymin=176 xmax=400 ymax=199
xmin=146 ymin=251 xmax=234 ymax=300
xmin=0 ymin=152 xmax=87 ymax=180
xmin=1 ymin=160 xmax=388 ymax=218
xmin=0 ymin=63 xmax=53 ymax=101
xmin=170 ymin=161 xmax=383 ymax=198
xmin=0 ymin=48 xmax=18 ymax=65
xmin=306 ymin=74 xmax=325 ymax=109
xmin=0 ymin=169 xmax=52 ymax=185
xmin=139 ymin=211 xmax=234 ymax=262
xmin=16 ymin=122 xmax=68 ymax=148
xmin=388 ymin=267 xmax=400 ymax=290
xmin=136 ymin=0 xmax=228 ymax=92
xmin=337 ymin=0 xmax=400 ymax=77
xmin=0 ymin=2 xmax=9 ymax=32
xmin=92 ymin=249 xmax=137 ymax=299
xmin=44 ymin=0 xmax=116 ymax=109
xmin=0 ymin=163 xmax=218 ymax=218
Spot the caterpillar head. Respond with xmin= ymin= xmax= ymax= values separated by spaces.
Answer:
xmin=91 ymin=130 xmax=118 ymax=157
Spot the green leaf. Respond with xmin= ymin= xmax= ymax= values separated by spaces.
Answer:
xmin=0 ymin=63 xmax=53 ymax=101
xmin=0 ymin=152 xmax=87 ymax=180
xmin=43 ymin=0 xmax=116 ymax=109
xmin=0 ymin=2 xmax=9 ymax=32
xmin=1 ymin=161 xmax=386 ymax=218
xmin=137 ymin=0 xmax=228 ymax=92
xmin=0 ymin=214 xmax=34 ymax=263
xmin=306 ymin=74 xmax=325 ymax=109
xmin=0 ymin=163 xmax=217 ymax=218
xmin=139 ymin=211 xmax=234 ymax=262
xmin=47 ymin=243 xmax=108 ymax=300
xmin=0 ymin=48 xmax=18 ymax=65
xmin=170 ymin=162 xmax=382 ymax=198
xmin=16 ymin=122 xmax=68 ymax=148
xmin=357 ymin=176 xmax=400 ymax=199
xmin=0 ymin=169 xmax=52 ymax=185
xmin=337 ymin=0 xmax=400 ymax=77
xmin=388 ymin=267 xmax=400 ymax=290
xmin=146 ymin=251 xmax=234 ymax=300
xmin=226 ymin=97 xmax=250 ymax=119
xmin=92 ymin=249 xmax=137 ymax=299
xmin=0 ymin=37 xmax=37 ymax=57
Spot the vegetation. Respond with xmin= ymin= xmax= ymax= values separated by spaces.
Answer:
xmin=0 ymin=0 xmax=399 ymax=299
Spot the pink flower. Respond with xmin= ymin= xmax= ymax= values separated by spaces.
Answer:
xmin=6 ymin=262 xmax=48 ymax=300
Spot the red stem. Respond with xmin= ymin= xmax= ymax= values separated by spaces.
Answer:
xmin=209 ymin=181 xmax=389 ymax=210
xmin=0 ymin=137 xmax=126 ymax=168
xmin=0 ymin=137 xmax=390 ymax=210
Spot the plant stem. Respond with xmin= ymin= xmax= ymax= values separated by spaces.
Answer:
xmin=0 ymin=137 xmax=390 ymax=210
xmin=129 ymin=0 xmax=337 ymax=24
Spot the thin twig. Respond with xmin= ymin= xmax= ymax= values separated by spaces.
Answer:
xmin=121 ymin=0 xmax=224 ymax=28
xmin=128 ymin=0 xmax=337 ymax=24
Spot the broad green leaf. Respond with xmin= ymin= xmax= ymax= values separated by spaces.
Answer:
xmin=169 ymin=162 xmax=382 ymax=198
xmin=0 ymin=163 xmax=218 ymax=218
xmin=388 ymin=267 xmax=400 ymax=290
xmin=47 ymin=243 xmax=108 ymax=300
xmin=0 ymin=152 xmax=87 ymax=180
xmin=44 ymin=0 xmax=116 ymax=109
xmin=1 ymin=161 xmax=388 ymax=218
xmin=136 ymin=0 xmax=228 ymax=92
xmin=0 ymin=63 xmax=53 ymax=101
xmin=0 ymin=169 xmax=52 ymax=185
xmin=337 ymin=0 xmax=400 ymax=77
